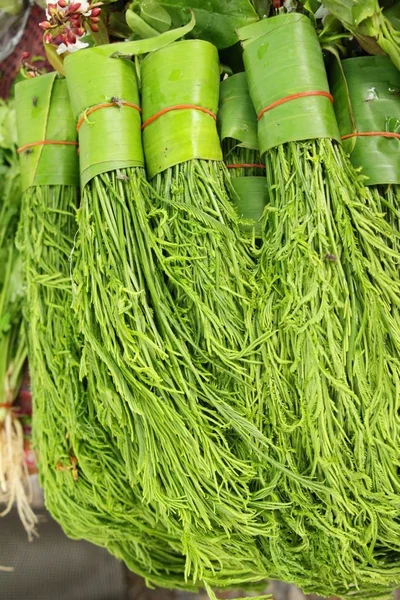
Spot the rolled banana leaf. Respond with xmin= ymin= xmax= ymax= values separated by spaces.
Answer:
xmin=141 ymin=39 xmax=222 ymax=178
xmin=219 ymin=73 xmax=267 ymax=235
xmin=238 ymin=14 xmax=340 ymax=154
xmin=330 ymin=56 xmax=400 ymax=186
xmin=219 ymin=72 xmax=258 ymax=150
xmin=15 ymin=73 xmax=79 ymax=192
xmin=64 ymin=15 xmax=197 ymax=186
xmin=230 ymin=176 xmax=267 ymax=235
xmin=64 ymin=47 xmax=144 ymax=188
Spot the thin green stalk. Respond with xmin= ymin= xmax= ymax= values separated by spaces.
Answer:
xmin=17 ymin=184 xmax=201 ymax=589
xmin=72 ymin=164 xmax=277 ymax=588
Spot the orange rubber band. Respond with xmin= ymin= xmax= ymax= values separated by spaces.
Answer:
xmin=76 ymin=101 xmax=142 ymax=132
xmin=17 ymin=140 xmax=78 ymax=154
xmin=226 ymin=163 xmax=265 ymax=169
xmin=258 ymin=91 xmax=334 ymax=121
xmin=142 ymin=104 xmax=217 ymax=131
xmin=341 ymin=131 xmax=400 ymax=141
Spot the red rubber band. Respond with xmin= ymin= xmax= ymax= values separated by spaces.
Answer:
xmin=17 ymin=140 xmax=78 ymax=154
xmin=142 ymin=104 xmax=217 ymax=131
xmin=0 ymin=403 xmax=12 ymax=409
xmin=76 ymin=101 xmax=142 ymax=132
xmin=341 ymin=131 xmax=400 ymax=141
xmin=258 ymin=91 xmax=334 ymax=121
xmin=226 ymin=163 xmax=265 ymax=169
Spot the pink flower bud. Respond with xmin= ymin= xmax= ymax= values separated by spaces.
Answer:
xmin=39 ymin=20 xmax=52 ymax=30
xmin=65 ymin=2 xmax=81 ymax=13
xmin=44 ymin=33 xmax=53 ymax=43
xmin=67 ymin=30 xmax=77 ymax=43
xmin=58 ymin=0 xmax=68 ymax=6
xmin=21 ymin=51 xmax=30 ymax=59
xmin=90 ymin=7 xmax=101 ymax=16
xmin=90 ymin=15 xmax=100 ymax=22
xmin=90 ymin=22 xmax=99 ymax=31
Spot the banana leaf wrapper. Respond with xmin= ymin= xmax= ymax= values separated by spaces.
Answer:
xmin=219 ymin=73 xmax=267 ymax=235
xmin=238 ymin=14 xmax=340 ymax=154
xmin=63 ymin=16 xmax=197 ymax=187
xmin=64 ymin=46 xmax=144 ymax=188
xmin=219 ymin=72 xmax=258 ymax=150
xmin=15 ymin=73 xmax=79 ymax=192
xmin=330 ymin=56 xmax=400 ymax=186
xmin=141 ymin=39 xmax=222 ymax=178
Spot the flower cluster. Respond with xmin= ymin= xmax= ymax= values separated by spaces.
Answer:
xmin=39 ymin=0 xmax=102 ymax=55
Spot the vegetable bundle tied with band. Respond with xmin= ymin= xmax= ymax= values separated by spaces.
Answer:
xmin=330 ymin=55 xmax=400 ymax=246
xmin=64 ymin=39 xmax=272 ymax=595
xmin=238 ymin=12 xmax=400 ymax=598
xmin=218 ymin=72 xmax=268 ymax=236
xmin=15 ymin=72 xmax=200 ymax=593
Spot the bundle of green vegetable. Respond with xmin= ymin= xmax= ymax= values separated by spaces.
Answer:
xmin=63 ymin=35 xmax=274 ymax=595
xmin=218 ymin=72 xmax=267 ymax=236
xmin=14 ymin=72 xmax=195 ymax=591
xmin=0 ymin=99 xmax=31 ymax=535
xmin=237 ymin=12 xmax=400 ymax=598
xmin=330 ymin=55 xmax=400 ymax=245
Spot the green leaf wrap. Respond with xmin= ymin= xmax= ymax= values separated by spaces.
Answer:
xmin=141 ymin=39 xmax=222 ymax=178
xmin=218 ymin=72 xmax=258 ymax=150
xmin=15 ymin=73 xmax=79 ymax=192
xmin=231 ymin=176 xmax=267 ymax=235
xmin=330 ymin=56 xmax=400 ymax=186
xmin=64 ymin=45 xmax=144 ymax=188
xmin=238 ymin=14 xmax=340 ymax=154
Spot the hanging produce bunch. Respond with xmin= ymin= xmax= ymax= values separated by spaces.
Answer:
xmin=11 ymin=0 xmax=400 ymax=598
xmin=239 ymin=11 xmax=400 ymax=597
xmin=14 ymin=72 xmax=191 ymax=591
xmin=0 ymin=99 xmax=32 ymax=536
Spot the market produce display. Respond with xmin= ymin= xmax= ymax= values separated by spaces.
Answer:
xmin=8 ymin=0 xmax=400 ymax=599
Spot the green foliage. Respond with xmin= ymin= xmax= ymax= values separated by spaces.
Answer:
xmin=126 ymin=0 xmax=258 ymax=48
xmin=317 ymin=0 xmax=400 ymax=68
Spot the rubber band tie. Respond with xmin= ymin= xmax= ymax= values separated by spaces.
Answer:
xmin=76 ymin=101 xmax=142 ymax=132
xmin=142 ymin=104 xmax=217 ymax=131
xmin=17 ymin=140 xmax=78 ymax=154
xmin=341 ymin=131 xmax=400 ymax=141
xmin=258 ymin=91 xmax=334 ymax=121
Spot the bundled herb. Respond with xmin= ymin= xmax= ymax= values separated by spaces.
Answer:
xmin=64 ymin=39 xmax=273 ymax=596
xmin=0 ymin=99 xmax=31 ymax=535
xmin=15 ymin=72 xmax=198 ymax=590
xmin=218 ymin=72 xmax=267 ymax=235
xmin=330 ymin=55 xmax=400 ymax=246
xmin=238 ymin=13 xmax=400 ymax=598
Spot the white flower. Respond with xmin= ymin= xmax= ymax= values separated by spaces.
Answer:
xmin=315 ymin=4 xmax=330 ymax=19
xmin=283 ymin=0 xmax=297 ymax=12
xmin=56 ymin=37 xmax=89 ymax=54
xmin=79 ymin=0 xmax=92 ymax=15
